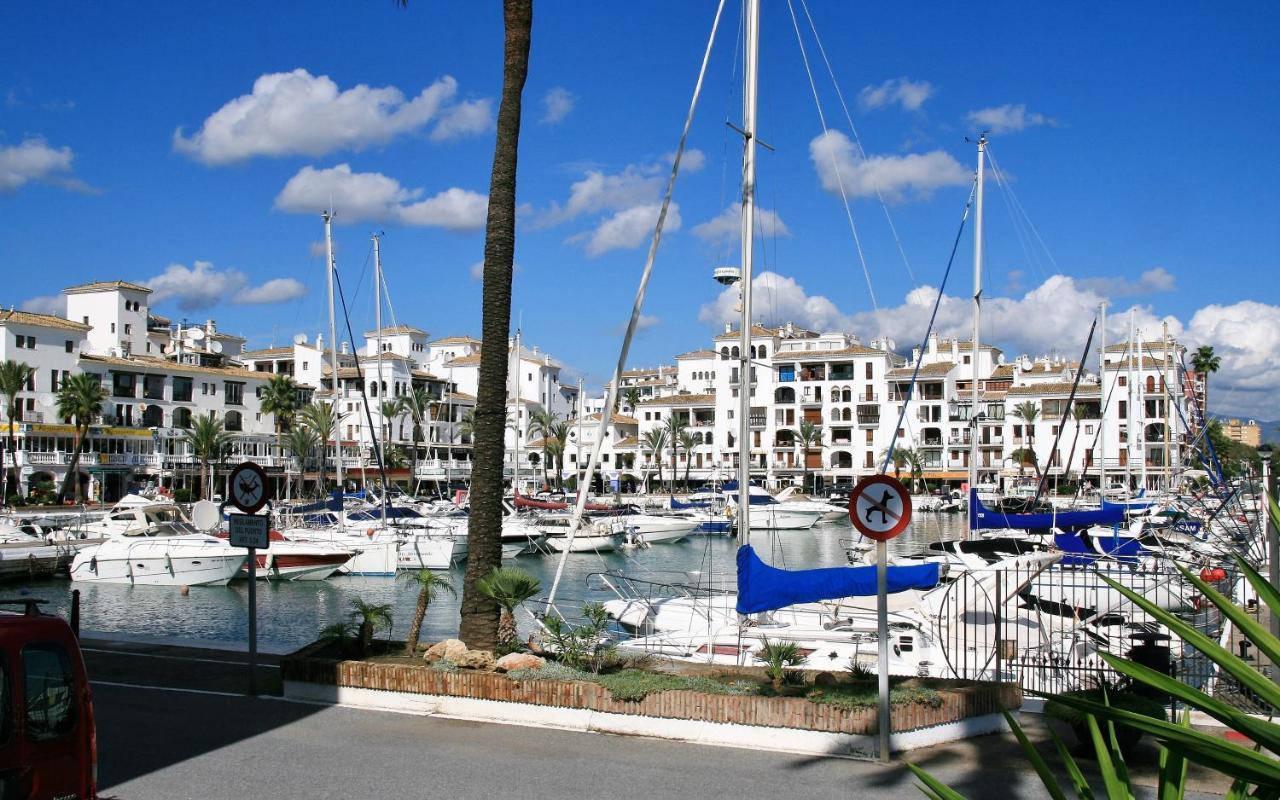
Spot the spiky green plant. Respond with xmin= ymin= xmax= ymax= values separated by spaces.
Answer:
xmin=477 ymin=567 xmax=541 ymax=650
xmin=756 ymin=638 xmax=805 ymax=692
xmin=349 ymin=598 xmax=393 ymax=658
xmin=907 ymin=549 xmax=1280 ymax=798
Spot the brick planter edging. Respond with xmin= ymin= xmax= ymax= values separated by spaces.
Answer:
xmin=282 ymin=645 xmax=1021 ymax=735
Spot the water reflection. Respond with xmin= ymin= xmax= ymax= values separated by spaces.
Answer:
xmin=16 ymin=513 xmax=970 ymax=650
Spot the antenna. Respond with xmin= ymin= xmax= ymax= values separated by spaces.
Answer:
xmin=293 ymin=332 xmax=308 ymax=345
xmin=211 ymin=340 xmax=224 ymax=354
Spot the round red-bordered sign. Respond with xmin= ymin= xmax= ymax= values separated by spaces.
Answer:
xmin=228 ymin=461 xmax=269 ymax=515
xmin=848 ymin=474 xmax=912 ymax=542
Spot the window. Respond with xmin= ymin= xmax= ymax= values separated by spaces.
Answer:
xmin=50 ymin=370 xmax=60 ymax=392
xmin=23 ymin=644 xmax=77 ymax=741
xmin=82 ymin=316 xmax=89 ymax=325
xmin=110 ymin=323 xmax=116 ymax=333
xmin=1118 ymin=400 xmax=1127 ymax=418
xmin=865 ymin=363 xmax=873 ymax=380
xmin=124 ymin=323 xmax=132 ymax=335
xmin=65 ymin=340 xmax=73 ymax=353
xmin=1118 ymin=376 xmax=1126 ymax=387
xmin=866 ymin=429 xmax=874 ymax=444
xmin=173 ymin=377 xmax=193 ymax=402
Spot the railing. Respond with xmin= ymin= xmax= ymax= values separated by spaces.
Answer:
xmin=948 ymin=435 xmax=971 ymax=445
xmin=856 ymin=415 xmax=880 ymax=426
xmin=414 ymin=459 xmax=474 ymax=477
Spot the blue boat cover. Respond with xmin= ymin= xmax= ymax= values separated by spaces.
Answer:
xmin=735 ymin=545 xmax=940 ymax=614
xmin=287 ymin=489 xmax=345 ymax=514
xmin=1101 ymin=498 xmax=1156 ymax=512
xmin=1052 ymin=527 xmax=1142 ymax=566
xmin=969 ymin=490 xmax=1124 ymax=531
xmin=670 ymin=498 xmax=712 ymax=509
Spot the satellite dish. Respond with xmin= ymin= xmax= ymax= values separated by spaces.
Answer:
xmin=293 ymin=333 xmax=308 ymax=345
xmin=211 ymin=341 xmax=224 ymax=354
xmin=191 ymin=500 xmax=221 ymax=532
xmin=38 ymin=393 xmax=54 ymax=408
xmin=187 ymin=328 xmax=205 ymax=341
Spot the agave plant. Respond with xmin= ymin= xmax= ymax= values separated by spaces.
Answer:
xmin=908 ymin=548 xmax=1280 ymax=798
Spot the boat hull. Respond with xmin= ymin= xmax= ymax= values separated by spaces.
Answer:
xmin=70 ymin=546 xmax=247 ymax=586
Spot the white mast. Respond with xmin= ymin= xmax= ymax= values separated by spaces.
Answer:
xmin=967 ymin=134 xmax=986 ymax=527
xmin=1138 ymin=323 xmax=1148 ymax=492
xmin=372 ymin=233 xmax=386 ymax=496
xmin=1098 ymin=301 xmax=1107 ymax=493
xmin=1163 ymin=321 xmax=1172 ymax=491
xmin=576 ymin=376 xmax=584 ymax=490
xmin=1125 ymin=309 xmax=1135 ymax=493
xmin=323 ymin=211 xmax=343 ymax=493
xmin=736 ymin=0 xmax=760 ymax=547
xmin=512 ymin=330 xmax=522 ymax=499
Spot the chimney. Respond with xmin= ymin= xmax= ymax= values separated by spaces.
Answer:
xmin=341 ymin=341 xmax=350 ymax=355
xmin=724 ymin=322 xmax=732 ymax=334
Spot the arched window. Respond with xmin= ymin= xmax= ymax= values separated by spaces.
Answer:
xmin=1145 ymin=375 xmax=1156 ymax=394
xmin=370 ymin=382 xmax=378 ymax=397
xmin=173 ymin=408 xmax=192 ymax=429
xmin=720 ymin=347 xmax=730 ymax=361
xmin=758 ymin=345 xmax=767 ymax=358
xmin=774 ymin=386 xmax=795 ymax=403
xmin=842 ymin=408 xmax=853 ymax=422
xmin=731 ymin=346 xmax=740 ymax=359
xmin=830 ymin=407 xmax=840 ymax=421
xmin=225 ymin=411 xmax=243 ymax=432
xmin=841 ymin=388 xmax=852 ymax=402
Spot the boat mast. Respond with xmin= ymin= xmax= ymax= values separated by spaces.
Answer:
xmin=736 ymin=0 xmax=760 ymax=548
xmin=372 ymin=232 xmax=387 ymax=504
xmin=1125 ymin=308 xmax=1135 ymax=493
xmin=1098 ymin=301 xmax=1107 ymax=493
xmin=576 ymin=376 xmax=584 ymax=491
xmin=323 ymin=211 xmax=343 ymax=494
xmin=1163 ymin=321 xmax=1172 ymax=492
xmin=1138 ymin=322 xmax=1148 ymax=493
xmin=512 ymin=329 xmax=522 ymax=499
xmin=967 ymin=133 xmax=986 ymax=532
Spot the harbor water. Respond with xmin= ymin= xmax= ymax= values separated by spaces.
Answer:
xmin=12 ymin=513 xmax=970 ymax=652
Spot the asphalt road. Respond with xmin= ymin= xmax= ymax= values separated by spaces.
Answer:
xmin=83 ymin=640 xmax=1226 ymax=800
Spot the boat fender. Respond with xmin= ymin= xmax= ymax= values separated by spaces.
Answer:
xmin=89 ymin=556 xmax=98 ymax=574
xmin=366 ymin=528 xmax=375 ymax=539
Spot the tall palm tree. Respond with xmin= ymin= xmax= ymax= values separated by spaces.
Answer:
xmin=546 ymin=420 xmax=569 ymax=490
xmin=378 ymin=399 xmax=403 ymax=483
xmin=678 ymin=429 xmax=698 ymax=489
xmin=184 ymin=412 xmax=231 ymax=500
xmin=399 ymin=387 xmax=434 ymax=482
xmin=259 ymin=374 xmax=299 ymax=447
xmin=0 ymin=360 xmax=34 ymax=504
xmin=56 ymin=373 xmax=107 ymax=504
xmin=412 ymin=0 xmax=533 ymax=651
xmin=796 ymin=420 xmax=822 ymax=494
xmin=526 ymin=409 xmax=556 ymax=491
xmin=285 ymin=425 xmax=320 ymax=498
xmin=400 ymin=569 xmax=455 ymax=656
xmin=621 ymin=387 xmax=642 ymax=414
xmin=663 ymin=415 xmax=688 ymax=494
xmin=1009 ymin=447 xmax=1038 ymax=478
xmin=300 ymin=401 xmax=339 ymax=494
xmin=1011 ymin=401 xmax=1042 ymax=480
xmin=641 ymin=428 xmax=668 ymax=493
xmin=477 ymin=566 xmax=540 ymax=650
xmin=1190 ymin=345 xmax=1221 ymax=419
xmin=879 ymin=445 xmax=912 ymax=483
xmin=458 ymin=408 xmax=477 ymax=441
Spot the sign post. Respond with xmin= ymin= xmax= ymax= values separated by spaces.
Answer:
xmin=849 ymin=474 xmax=913 ymax=763
xmin=227 ymin=461 xmax=270 ymax=696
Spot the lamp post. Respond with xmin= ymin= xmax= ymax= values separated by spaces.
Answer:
xmin=1259 ymin=443 xmax=1276 ymax=660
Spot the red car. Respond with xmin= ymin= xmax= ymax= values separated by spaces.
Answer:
xmin=0 ymin=599 xmax=96 ymax=799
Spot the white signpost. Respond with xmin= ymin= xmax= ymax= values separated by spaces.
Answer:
xmin=849 ymin=474 xmax=913 ymax=762
xmin=227 ymin=461 xmax=270 ymax=695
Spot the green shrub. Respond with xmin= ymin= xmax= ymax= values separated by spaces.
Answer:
xmin=806 ymin=684 xmax=943 ymax=711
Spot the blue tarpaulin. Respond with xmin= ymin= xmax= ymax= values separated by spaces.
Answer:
xmin=734 ymin=545 xmax=940 ymax=615
xmin=969 ymin=489 xmax=1125 ymax=531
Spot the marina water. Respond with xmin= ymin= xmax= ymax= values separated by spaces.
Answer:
xmin=14 ymin=514 xmax=969 ymax=651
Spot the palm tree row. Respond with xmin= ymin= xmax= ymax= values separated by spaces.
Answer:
xmin=0 ymin=360 xmax=34 ymax=504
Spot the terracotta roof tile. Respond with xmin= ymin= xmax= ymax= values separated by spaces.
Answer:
xmin=63 ymin=280 xmax=152 ymax=295
xmin=638 ymin=393 xmax=717 ymax=407
xmin=887 ymin=362 xmax=955 ymax=378
xmin=0 ymin=309 xmax=91 ymax=332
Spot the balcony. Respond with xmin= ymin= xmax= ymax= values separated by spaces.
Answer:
xmin=414 ymin=459 xmax=474 ymax=479
xmin=947 ymin=435 xmax=971 ymax=446
xmin=749 ymin=416 xmax=766 ymax=429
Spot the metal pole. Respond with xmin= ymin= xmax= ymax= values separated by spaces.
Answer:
xmin=1099 ymin=302 xmax=1107 ymax=493
xmin=877 ymin=538 xmax=891 ymax=762
xmin=1265 ymin=457 xmax=1278 ymax=667
xmin=247 ymin=545 xmax=258 ymax=696
xmin=736 ymin=0 xmax=760 ymax=548
xmin=323 ymin=211 xmax=343 ymax=493
xmin=967 ymin=134 xmax=985 ymax=529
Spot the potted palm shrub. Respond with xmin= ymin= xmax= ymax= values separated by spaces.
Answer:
xmin=477 ymin=567 xmax=541 ymax=653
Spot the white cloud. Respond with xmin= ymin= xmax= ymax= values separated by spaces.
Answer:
xmin=966 ymin=103 xmax=1054 ymax=134
xmin=20 ymin=295 xmax=64 ymax=316
xmin=0 ymin=137 xmax=94 ymax=193
xmin=809 ymin=131 xmax=969 ymax=202
xmin=611 ymin=314 xmax=660 ymax=336
xmin=541 ymin=87 xmax=575 ymax=125
xmin=574 ymin=203 xmax=681 ymax=257
xmin=858 ymin=78 xmax=934 ymax=111
xmin=430 ymin=98 xmax=493 ymax=142
xmin=274 ymin=164 xmax=486 ymax=231
xmin=537 ymin=166 xmax=664 ymax=228
xmin=672 ymin=148 xmax=706 ymax=173
xmin=1183 ymin=301 xmax=1280 ymax=418
xmin=173 ymin=70 xmax=489 ymax=165
xmin=144 ymin=261 xmax=307 ymax=311
xmin=691 ymin=205 xmax=791 ymax=245
xmin=235 ymin=278 xmax=308 ymax=305
xmin=1078 ymin=267 xmax=1176 ymax=297
xmin=699 ymin=271 xmax=857 ymax=333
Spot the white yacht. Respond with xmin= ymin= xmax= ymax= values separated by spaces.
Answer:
xmin=725 ymin=487 xmax=823 ymax=530
xmin=69 ymin=502 xmax=247 ymax=586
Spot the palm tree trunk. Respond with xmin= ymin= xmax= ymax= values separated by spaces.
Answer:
xmin=458 ymin=0 xmax=532 ymax=652
xmin=6 ymin=420 xmax=17 ymax=503
xmin=58 ymin=426 xmax=87 ymax=504
xmin=405 ymin=588 xmax=429 ymax=655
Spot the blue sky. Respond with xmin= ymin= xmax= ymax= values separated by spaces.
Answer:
xmin=3 ymin=2 xmax=1278 ymax=416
